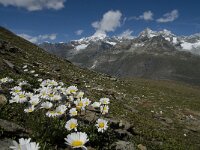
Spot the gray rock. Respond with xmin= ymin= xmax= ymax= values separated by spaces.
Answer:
xmin=0 ymin=138 xmax=13 ymax=150
xmin=161 ymin=117 xmax=173 ymax=124
xmin=114 ymin=129 xmax=133 ymax=140
xmin=112 ymin=140 xmax=135 ymax=150
xmin=137 ymin=144 xmax=147 ymax=150
xmin=0 ymin=95 xmax=7 ymax=105
xmin=3 ymin=59 xmax=14 ymax=69
xmin=0 ymin=119 xmax=26 ymax=133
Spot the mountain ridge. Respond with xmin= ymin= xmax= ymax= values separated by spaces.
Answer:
xmin=40 ymin=28 xmax=200 ymax=85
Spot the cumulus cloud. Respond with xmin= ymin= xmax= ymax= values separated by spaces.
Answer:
xmin=0 ymin=0 xmax=65 ymax=11
xmin=118 ymin=29 xmax=134 ymax=39
xmin=92 ymin=10 xmax=122 ymax=36
xmin=75 ymin=29 xmax=84 ymax=35
xmin=157 ymin=9 xmax=179 ymax=23
xmin=129 ymin=11 xmax=154 ymax=21
xmin=18 ymin=33 xmax=57 ymax=43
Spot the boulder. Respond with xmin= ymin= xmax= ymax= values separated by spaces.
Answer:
xmin=137 ymin=144 xmax=147 ymax=150
xmin=0 ymin=138 xmax=13 ymax=150
xmin=112 ymin=140 xmax=135 ymax=150
xmin=0 ymin=95 xmax=7 ymax=105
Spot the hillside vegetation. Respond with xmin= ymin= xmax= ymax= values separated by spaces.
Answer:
xmin=0 ymin=27 xmax=200 ymax=150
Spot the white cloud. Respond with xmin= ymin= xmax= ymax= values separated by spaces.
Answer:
xmin=92 ymin=10 xmax=122 ymax=36
xmin=0 ymin=0 xmax=65 ymax=11
xmin=157 ymin=9 xmax=179 ymax=23
xmin=129 ymin=11 xmax=154 ymax=21
xmin=118 ymin=29 xmax=134 ymax=39
xmin=18 ymin=33 xmax=57 ymax=43
xmin=75 ymin=29 xmax=84 ymax=35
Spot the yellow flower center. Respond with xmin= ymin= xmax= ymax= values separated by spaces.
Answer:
xmin=28 ymin=109 xmax=33 ymax=112
xmin=19 ymin=94 xmax=25 ymax=98
xmin=76 ymin=106 xmax=81 ymax=110
xmin=70 ymin=123 xmax=77 ymax=129
xmin=57 ymin=111 xmax=63 ymax=115
xmin=15 ymin=90 xmax=20 ymax=93
xmin=70 ymin=90 xmax=76 ymax=93
xmin=71 ymin=140 xmax=83 ymax=147
xmin=99 ymin=122 xmax=105 ymax=128
xmin=49 ymin=94 xmax=54 ymax=97
xmin=50 ymin=111 xmax=56 ymax=114
xmin=72 ymin=112 xmax=77 ymax=115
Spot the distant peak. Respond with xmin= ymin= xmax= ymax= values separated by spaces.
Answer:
xmin=91 ymin=31 xmax=107 ymax=40
xmin=139 ymin=28 xmax=156 ymax=38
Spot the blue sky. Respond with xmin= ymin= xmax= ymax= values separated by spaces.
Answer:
xmin=0 ymin=0 xmax=200 ymax=43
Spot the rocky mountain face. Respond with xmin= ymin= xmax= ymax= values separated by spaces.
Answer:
xmin=40 ymin=28 xmax=200 ymax=85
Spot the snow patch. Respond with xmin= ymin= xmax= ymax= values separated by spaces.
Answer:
xmin=181 ymin=41 xmax=200 ymax=50
xmin=75 ymin=44 xmax=88 ymax=50
xmin=165 ymin=37 xmax=170 ymax=41
xmin=172 ymin=37 xmax=178 ymax=44
xmin=90 ymin=60 xmax=98 ymax=69
xmin=106 ymin=41 xmax=117 ymax=46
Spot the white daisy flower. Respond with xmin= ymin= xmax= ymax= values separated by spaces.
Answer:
xmin=41 ymin=102 xmax=53 ymax=109
xmin=29 ymin=95 xmax=40 ymax=106
xmin=10 ymin=138 xmax=31 ymax=150
xmin=30 ymin=70 xmax=35 ymax=73
xmin=69 ymin=108 xmax=78 ymax=117
xmin=25 ymin=142 xmax=40 ymax=150
xmin=65 ymin=132 xmax=89 ymax=149
xmin=55 ymin=105 xmax=67 ymax=115
xmin=22 ymin=65 xmax=27 ymax=69
xmin=100 ymin=98 xmax=110 ymax=105
xmin=75 ymin=91 xmax=84 ymax=99
xmin=34 ymin=74 xmax=39 ymax=77
xmin=83 ymin=98 xmax=91 ymax=106
xmin=10 ymin=138 xmax=40 ymax=150
xmin=26 ymin=92 xmax=34 ymax=98
xmin=39 ymin=88 xmax=51 ymax=99
xmin=91 ymin=102 xmax=101 ymax=108
xmin=59 ymin=82 xmax=64 ymax=86
xmin=38 ymin=79 xmax=43 ymax=82
xmin=24 ymin=69 xmax=28 ymax=72
xmin=46 ymin=110 xmax=58 ymax=117
xmin=30 ymin=70 xmax=35 ymax=74
xmin=42 ymin=79 xmax=58 ymax=87
xmin=0 ymin=77 xmax=13 ymax=83
xmin=66 ymin=86 xmax=78 ymax=94
xmin=95 ymin=119 xmax=108 ymax=133
xmin=10 ymin=92 xmax=27 ymax=103
xmin=18 ymin=81 xmax=28 ymax=86
xmin=74 ymin=99 xmax=86 ymax=110
xmin=10 ymin=86 xmax=22 ymax=95
xmin=100 ymin=105 xmax=109 ymax=115
xmin=65 ymin=118 xmax=78 ymax=131
xmin=52 ymin=94 xmax=62 ymax=101
xmin=68 ymin=95 xmax=74 ymax=102
xmin=24 ymin=105 xmax=35 ymax=113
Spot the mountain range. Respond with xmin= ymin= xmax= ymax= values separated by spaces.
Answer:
xmin=40 ymin=28 xmax=200 ymax=85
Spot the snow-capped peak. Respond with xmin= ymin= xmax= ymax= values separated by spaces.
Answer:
xmin=158 ymin=29 xmax=173 ymax=36
xmin=139 ymin=28 xmax=157 ymax=38
xmin=72 ymin=32 xmax=107 ymax=45
xmin=91 ymin=31 xmax=107 ymax=40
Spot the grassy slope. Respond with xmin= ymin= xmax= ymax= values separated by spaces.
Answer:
xmin=0 ymin=27 xmax=200 ymax=149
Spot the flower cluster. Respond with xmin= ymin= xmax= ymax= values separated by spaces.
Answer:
xmin=1 ymin=75 xmax=111 ymax=149
xmin=0 ymin=77 xmax=13 ymax=84
xmin=10 ymin=138 xmax=40 ymax=150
